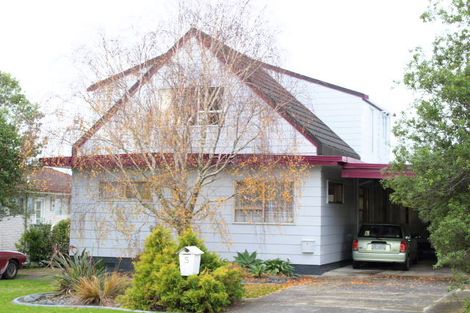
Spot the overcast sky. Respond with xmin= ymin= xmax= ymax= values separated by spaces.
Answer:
xmin=0 ymin=0 xmax=439 ymax=156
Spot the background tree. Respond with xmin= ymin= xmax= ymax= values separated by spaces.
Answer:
xmin=0 ymin=113 xmax=22 ymax=218
xmin=72 ymin=0 xmax=308 ymax=244
xmin=0 ymin=72 xmax=43 ymax=219
xmin=384 ymin=0 xmax=469 ymax=273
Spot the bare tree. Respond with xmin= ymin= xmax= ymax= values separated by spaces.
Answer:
xmin=71 ymin=0 xmax=308 ymax=239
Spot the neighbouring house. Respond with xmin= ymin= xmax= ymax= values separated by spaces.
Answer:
xmin=0 ymin=167 xmax=72 ymax=250
xmin=42 ymin=28 xmax=426 ymax=274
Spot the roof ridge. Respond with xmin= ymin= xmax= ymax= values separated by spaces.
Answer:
xmin=261 ymin=63 xmax=369 ymax=100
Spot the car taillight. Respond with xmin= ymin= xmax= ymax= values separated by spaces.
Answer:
xmin=400 ymin=240 xmax=408 ymax=253
xmin=352 ymin=239 xmax=359 ymax=251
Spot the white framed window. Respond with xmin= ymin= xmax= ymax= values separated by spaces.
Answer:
xmin=234 ymin=179 xmax=294 ymax=224
xmin=196 ymin=87 xmax=223 ymax=126
xmin=327 ymin=181 xmax=344 ymax=204
xmin=158 ymin=86 xmax=224 ymax=126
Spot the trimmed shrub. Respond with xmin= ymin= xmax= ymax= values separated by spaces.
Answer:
xmin=16 ymin=224 xmax=52 ymax=263
xmin=51 ymin=219 xmax=70 ymax=255
xmin=120 ymin=226 xmax=243 ymax=313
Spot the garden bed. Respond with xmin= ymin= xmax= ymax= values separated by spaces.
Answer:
xmin=14 ymin=292 xmax=157 ymax=312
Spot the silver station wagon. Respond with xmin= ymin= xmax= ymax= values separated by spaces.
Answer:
xmin=352 ymin=224 xmax=418 ymax=270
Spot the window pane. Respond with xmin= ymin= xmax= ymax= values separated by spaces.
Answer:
xmin=235 ymin=179 xmax=293 ymax=223
xmin=99 ymin=182 xmax=125 ymax=199
xmin=328 ymin=182 xmax=343 ymax=204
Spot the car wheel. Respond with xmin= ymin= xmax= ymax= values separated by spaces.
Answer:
xmin=2 ymin=260 xmax=19 ymax=279
xmin=401 ymin=257 xmax=410 ymax=271
xmin=352 ymin=261 xmax=361 ymax=269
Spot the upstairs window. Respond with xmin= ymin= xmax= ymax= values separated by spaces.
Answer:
xmin=327 ymin=181 xmax=344 ymax=204
xmin=196 ymin=87 xmax=223 ymax=126
xmin=158 ymin=87 xmax=224 ymax=126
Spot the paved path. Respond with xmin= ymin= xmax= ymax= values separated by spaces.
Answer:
xmin=229 ymin=277 xmax=450 ymax=313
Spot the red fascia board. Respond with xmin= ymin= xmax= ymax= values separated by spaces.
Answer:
xmin=40 ymin=153 xmax=352 ymax=169
xmin=41 ymin=156 xmax=73 ymax=168
xmin=342 ymin=163 xmax=388 ymax=169
xmin=341 ymin=169 xmax=386 ymax=179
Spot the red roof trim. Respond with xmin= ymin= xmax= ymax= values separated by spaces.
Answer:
xmin=40 ymin=153 xmax=373 ymax=171
xmin=42 ymin=153 xmax=406 ymax=180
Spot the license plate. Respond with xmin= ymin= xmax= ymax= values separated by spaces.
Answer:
xmin=372 ymin=244 xmax=386 ymax=250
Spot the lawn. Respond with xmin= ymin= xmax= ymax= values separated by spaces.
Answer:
xmin=1 ymin=269 xmax=298 ymax=313
xmin=0 ymin=271 xmax=117 ymax=313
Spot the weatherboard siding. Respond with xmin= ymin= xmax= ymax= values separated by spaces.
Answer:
xmin=70 ymin=167 xmax=330 ymax=265
xmin=320 ymin=166 xmax=357 ymax=264
xmin=272 ymin=71 xmax=391 ymax=163
xmin=0 ymin=216 xmax=25 ymax=250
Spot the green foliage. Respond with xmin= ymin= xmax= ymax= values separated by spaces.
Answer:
xmin=249 ymin=263 xmax=268 ymax=278
xmin=0 ymin=113 xmax=22 ymax=216
xmin=0 ymin=71 xmax=43 ymax=219
xmin=234 ymin=250 xmax=262 ymax=268
xmin=16 ymin=224 xmax=52 ymax=263
xmin=51 ymin=219 xmax=71 ymax=256
xmin=264 ymin=258 xmax=295 ymax=276
xmin=384 ymin=0 xmax=470 ymax=274
xmin=52 ymin=249 xmax=105 ymax=294
xmin=234 ymin=251 xmax=295 ymax=277
xmin=120 ymin=226 xmax=243 ymax=312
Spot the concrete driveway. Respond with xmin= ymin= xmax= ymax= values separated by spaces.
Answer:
xmin=230 ymin=276 xmax=451 ymax=313
xmin=322 ymin=260 xmax=452 ymax=279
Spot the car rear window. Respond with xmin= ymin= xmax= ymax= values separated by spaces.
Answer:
xmin=358 ymin=225 xmax=402 ymax=238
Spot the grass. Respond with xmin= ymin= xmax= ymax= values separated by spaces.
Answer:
xmin=243 ymin=283 xmax=285 ymax=298
xmin=0 ymin=270 xmax=125 ymax=313
xmin=0 ymin=268 xmax=300 ymax=312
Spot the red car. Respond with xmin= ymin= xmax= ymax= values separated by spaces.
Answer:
xmin=0 ymin=250 xmax=27 ymax=279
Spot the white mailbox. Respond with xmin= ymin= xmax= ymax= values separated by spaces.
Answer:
xmin=178 ymin=246 xmax=204 ymax=276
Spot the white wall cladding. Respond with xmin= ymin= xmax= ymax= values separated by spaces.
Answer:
xmin=320 ymin=167 xmax=358 ymax=264
xmin=71 ymin=166 xmax=327 ymax=265
xmin=0 ymin=216 xmax=25 ymax=250
xmin=80 ymin=39 xmax=316 ymax=157
xmin=271 ymin=71 xmax=391 ymax=163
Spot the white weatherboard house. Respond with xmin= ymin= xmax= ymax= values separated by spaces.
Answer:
xmin=0 ymin=167 xmax=71 ymax=250
xmin=43 ymin=29 xmax=419 ymax=274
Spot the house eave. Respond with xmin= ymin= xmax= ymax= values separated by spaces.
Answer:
xmin=40 ymin=154 xmax=392 ymax=179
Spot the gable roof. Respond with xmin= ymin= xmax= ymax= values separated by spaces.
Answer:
xmin=75 ymin=28 xmax=360 ymax=159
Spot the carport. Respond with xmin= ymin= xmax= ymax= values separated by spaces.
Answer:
xmin=341 ymin=162 xmax=433 ymax=260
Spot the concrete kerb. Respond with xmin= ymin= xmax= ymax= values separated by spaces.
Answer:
xmin=13 ymin=293 xmax=163 ymax=313
xmin=423 ymin=289 xmax=470 ymax=313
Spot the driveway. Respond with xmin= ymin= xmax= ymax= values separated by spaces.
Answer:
xmin=322 ymin=260 xmax=451 ymax=279
xmin=230 ymin=276 xmax=450 ymax=313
